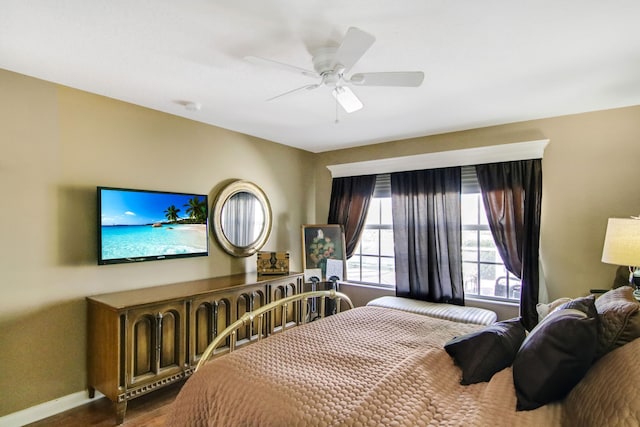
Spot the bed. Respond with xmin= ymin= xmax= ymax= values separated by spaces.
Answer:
xmin=167 ymin=287 xmax=640 ymax=426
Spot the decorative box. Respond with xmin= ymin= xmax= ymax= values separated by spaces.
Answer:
xmin=257 ymin=251 xmax=290 ymax=275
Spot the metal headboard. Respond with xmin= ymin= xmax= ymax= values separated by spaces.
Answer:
xmin=195 ymin=289 xmax=354 ymax=371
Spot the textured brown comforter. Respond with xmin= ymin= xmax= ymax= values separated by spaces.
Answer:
xmin=167 ymin=306 xmax=562 ymax=426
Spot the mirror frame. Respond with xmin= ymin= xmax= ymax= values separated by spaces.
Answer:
xmin=211 ymin=180 xmax=272 ymax=257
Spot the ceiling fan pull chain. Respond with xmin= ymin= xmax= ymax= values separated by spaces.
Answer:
xmin=335 ymin=96 xmax=340 ymax=124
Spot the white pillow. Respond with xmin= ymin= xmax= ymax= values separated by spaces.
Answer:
xmin=536 ymin=297 xmax=572 ymax=321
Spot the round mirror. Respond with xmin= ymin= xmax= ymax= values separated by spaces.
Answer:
xmin=211 ymin=180 xmax=272 ymax=257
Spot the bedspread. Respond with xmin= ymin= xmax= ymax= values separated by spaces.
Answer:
xmin=167 ymin=306 xmax=562 ymax=426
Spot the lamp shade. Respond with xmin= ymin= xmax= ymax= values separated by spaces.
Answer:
xmin=601 ymin=218 xmax=640 ymax=266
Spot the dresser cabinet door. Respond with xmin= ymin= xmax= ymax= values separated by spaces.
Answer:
xmin=269 ymin=275 xmax=302 ymax=333
xmin=190 ymin=295 xmax=232 ymax=364
xmin=125 ymin=301 xmax=186 ymax=387
xmin=228 ymin=284 xmax=267 ymax=344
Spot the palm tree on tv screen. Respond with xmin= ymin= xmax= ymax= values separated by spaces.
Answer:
xmin=164 ymin=205 xmax=180 ymax=223
xmin=184 ymin=197 xmax=206 ymax=223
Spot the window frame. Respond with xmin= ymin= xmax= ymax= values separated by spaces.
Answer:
xmin=460 ymin=166 xmax=521 ymax=304
xmin=461 ymin=191 xmax=520 ymax=303
xmin=345 ymin=168 xmax=521 ymax=303
xmin=346 ymin=196 xmax=395 ymax=288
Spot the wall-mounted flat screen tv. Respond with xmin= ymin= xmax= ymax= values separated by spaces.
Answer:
xmin=97 ymin=186 xmax=209 ymax=265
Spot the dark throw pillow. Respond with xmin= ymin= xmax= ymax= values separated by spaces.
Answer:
xmin=444 ymin=317 xmax=526 ymax=385
xmin=512 ymin=308 xmax=597 ymax=411
xmin=556 ymin=294 xmax=598 ymax=319
xmin=594 ymin=286 xmax=640 ymax=359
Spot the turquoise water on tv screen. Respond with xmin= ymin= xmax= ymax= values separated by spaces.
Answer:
xmin=101 ymin=223 xmax=207 ymax=260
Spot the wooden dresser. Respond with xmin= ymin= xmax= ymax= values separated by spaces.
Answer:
xmin=87 ymin=272 xmax=303 ymax=424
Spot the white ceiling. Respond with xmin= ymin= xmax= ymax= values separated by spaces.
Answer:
xmin=2 ymin=1 xmax=640 ymax=153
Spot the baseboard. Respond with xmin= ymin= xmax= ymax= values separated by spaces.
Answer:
xmin=0 ymin=390 xmax=104 ymax=427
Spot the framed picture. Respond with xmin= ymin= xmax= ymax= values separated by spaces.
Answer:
xmin=301 ymin=224 xmax=346 ymax=280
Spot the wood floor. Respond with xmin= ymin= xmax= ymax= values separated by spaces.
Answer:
xmin=25 ymin=381 xmax=185 ymax=427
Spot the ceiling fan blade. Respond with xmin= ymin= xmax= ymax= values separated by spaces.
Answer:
xmin=332 ymin=86 xmax=363 ymax=113
xmin=331 ymin=27 xmax=376 ymax=73
xmin=266 ymin=84 xmax=320 ymax=102
xmin=244 ymin=56 xmax=319 ymax=78
xmin=349 ymin=71 xmax=425 ymax=87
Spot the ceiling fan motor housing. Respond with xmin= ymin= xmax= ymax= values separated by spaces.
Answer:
xmin=312 ymin=47 xmax=343 ymax=85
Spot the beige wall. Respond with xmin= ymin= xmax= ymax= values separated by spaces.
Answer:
xmin=2 ymin=66 xmax=640 ymax=417
xmin=0 ymin=69 xmax=315 ymax=415
xmin=316 ymin=106 xmax=640 ymax=302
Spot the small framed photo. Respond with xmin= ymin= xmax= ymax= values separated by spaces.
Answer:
xmin=301 ymin=224 xmax=346 ymax=281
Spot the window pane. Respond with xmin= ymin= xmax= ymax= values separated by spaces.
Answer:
xmin=366 ymin=198 xmax=381 ymax=225
xmin=346 ymin=189 xmax=395 ymax=287
xmin=380 ymin=229 xmax=394 ymax=256
xmin=479 ymin=197 xmax=489 ymax=225
xmin=360 ymin=229 xmax=379 ymax=255
xmin=360 ymin=255 xmax=380 ymax=283
xmin=487 ymin=266 xmax=518 ymax=297
xmin=461 ymin=174 xmax=518 ymax=301
xmin=461 ymin=194 xmax=479 ymax=224
xmin=493 ymin=269 xmax=509 ymax=298
xmin=462 ymin=230 xmax=478 ymax=262
xmin=380 ymin=257 xmax=395 ymax=285
xmin=479 ymin=231 xmax=500 ymax=263
xmin=508 ymin=274 xmax=522 ymax=300
xmin=463 ymin=262 xmax=478 ymax=295
xmin=380 ymin=198 xmax=392 ymax=224
xmin=478 ymin=263 xmax=498 ymax=297
xmin=347 ymin=255 xmax=362 ymax=281
xmin=490 ymin=267 xmax=521 ymax=299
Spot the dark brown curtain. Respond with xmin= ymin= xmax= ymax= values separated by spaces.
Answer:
xmin=390 ymin=167 xmax=464 ymax=305
xmin=327 ymin=175 xmax=377 ymax=259
xmin=475 ymin=159 xmax=542 ymax=330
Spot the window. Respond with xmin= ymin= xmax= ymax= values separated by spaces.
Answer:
xmin=347 ymin=175 xmax=395 ymax=287
xmin=347 ymin=169 xmax=519 ymax=302
xmin=461 ymin=166 xmax=520 ymax=301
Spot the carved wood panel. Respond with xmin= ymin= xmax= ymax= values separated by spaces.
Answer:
xmin=269 ymin=276 xmax=302 ymax=333
xmin=126 ymin=301 xmax=185 ymax=387
xmin=191 ymin=296 xmax=232 ymax=363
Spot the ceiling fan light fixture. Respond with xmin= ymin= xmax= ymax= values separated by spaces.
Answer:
xmin=332 ymin=86 xmax=363 ymax=113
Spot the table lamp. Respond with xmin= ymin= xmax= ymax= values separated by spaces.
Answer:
xmin=601 ymin=217 xmax=640 ymax=297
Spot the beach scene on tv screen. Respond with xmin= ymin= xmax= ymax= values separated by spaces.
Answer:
xmin=100 ymin=189 xmax=208 ymax=261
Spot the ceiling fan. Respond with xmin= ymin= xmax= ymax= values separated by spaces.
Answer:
xmin=245 ymin=27 xmax=425 ymax=114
